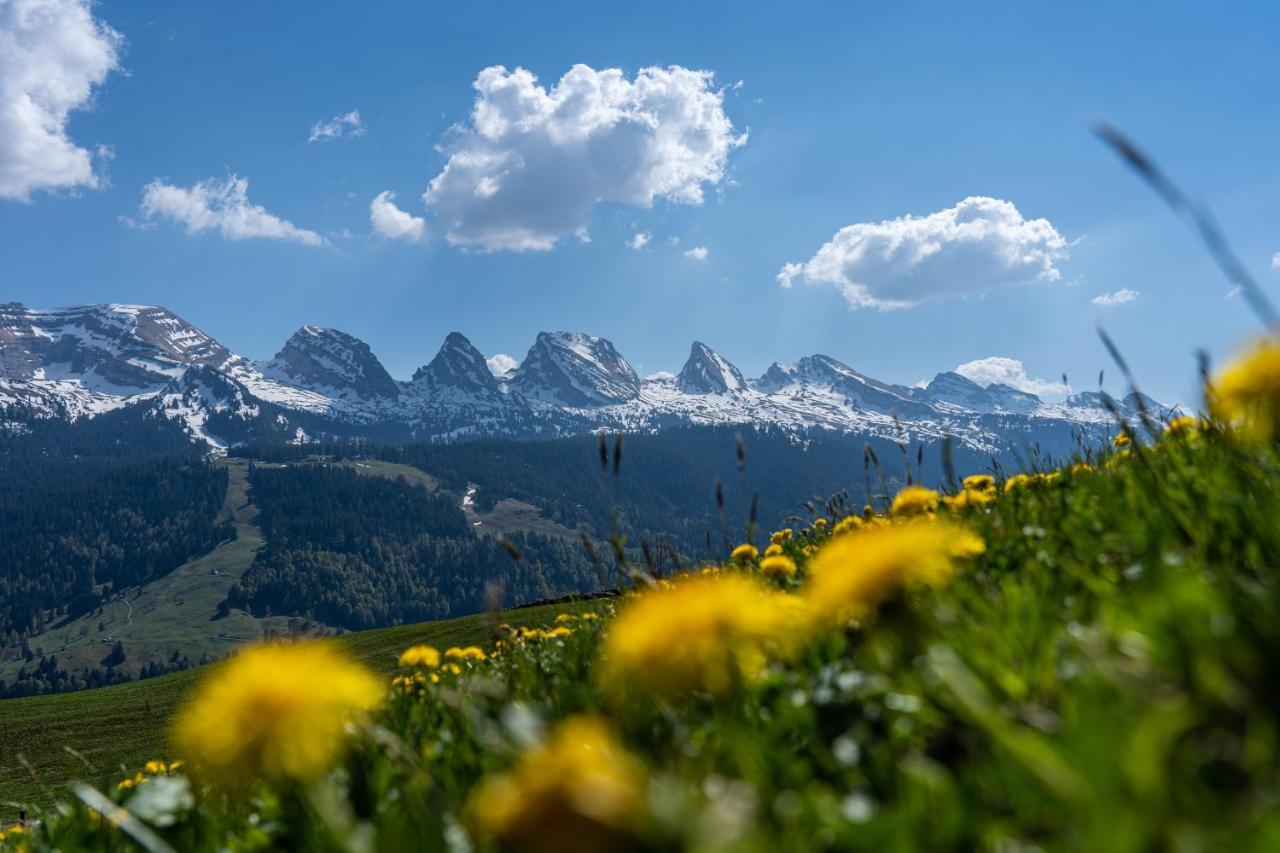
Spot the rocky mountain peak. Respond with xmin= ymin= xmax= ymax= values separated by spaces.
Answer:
xmin=510 ymin=331 xmax=640 ymax=407
xmin=411 ymin=332 xmax=500 ymax=395
xmin=263 ymin=326 xmax=399 ymax=399
xmin=676 ymin=341 xmax=747 ymax=395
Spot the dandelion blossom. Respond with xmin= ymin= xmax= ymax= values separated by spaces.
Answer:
xmin=1210 ymin=338 xmax=1280 ymax=441
xmin=890 ymin=486 xmax=939 ymax=517
xmin=399 ymin=644 xmax=441 ymax=668
xmin=803 ymin=520 xmax=979 ymax=631
xmin=444 ymin=645 xmax=487 ymax=663
xmin=731 ymin=543 xmax=759 ymax=564
xmin=760 ymin=554 xmax=798 ymax=580
xmin=172 ymin=642 xmax=381 ymax=787
xmin=962 ymin=474 xmax=995 ymax=493
xmin=468 ymin=715 xmax=646 ymax=853
xmin=1163 ymin=416 xmax=1199 ymax=437
xmin=601 ymin=573 xmax=796 ymax=698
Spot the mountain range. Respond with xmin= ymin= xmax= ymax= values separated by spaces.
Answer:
xmin=0 ymin=302 xmax=1169 ymax=454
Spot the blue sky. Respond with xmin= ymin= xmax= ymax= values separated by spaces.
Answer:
xmin=3 ymin=1 xmax=1277 ymax=406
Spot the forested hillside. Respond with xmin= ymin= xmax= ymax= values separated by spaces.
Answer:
xmin=0 ymin=408 xmax=229 ymax=643
xmin=223 ymin=464 xmax=600 ymax=629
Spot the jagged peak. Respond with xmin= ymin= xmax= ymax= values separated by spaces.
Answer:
xmin=411 ymin=331 xmax=500 ymax=395
xmin=265 ymin=325 xmax=398 ymax=399
xmin=677 ymin=341 xmax=747 ymax=395
xmin=511 ymin=330 xmax=640 ymax=407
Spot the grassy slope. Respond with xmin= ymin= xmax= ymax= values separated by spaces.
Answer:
xmin=0 ymin=602 xmax=573 ymax=817
xmin=0 ymin=460 xmax=298 ymax=686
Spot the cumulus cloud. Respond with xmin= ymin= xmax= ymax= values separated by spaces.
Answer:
xmin=424 ymin=64 xmax=746 ymax=251
xmin=954 ymin=356 xmax=1070 ymax=396
xmin=1092 ymin=288 xmax=1139 ymax=306
xmin=0 ymin=0 xmax=122 ymax=201
xmin=778 ymin=197 xmax=1069 ymax=310
xmin=683 ymin=245 xmax=708 ymax=261
xmin=308 ymin=109 xmax=364 ymax=143
xmin=486 ymin=353 xmax=517 ymax=377
xmin=628 ymin=231 xmax=650 ymax=250
xmin=369 ymin=190 xmax=426 ymax=241
xmin=138 ymin=175 xmax=324 ymax=246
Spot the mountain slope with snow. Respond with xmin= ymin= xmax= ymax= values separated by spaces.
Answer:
xmin=0 ymin=303 xmax=1174 ymax=454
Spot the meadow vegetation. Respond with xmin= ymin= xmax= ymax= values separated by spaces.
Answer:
xmin=3 ymin=336 xmax=1279 ymax=851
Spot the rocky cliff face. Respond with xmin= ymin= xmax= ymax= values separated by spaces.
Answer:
xmin=263 ymin=326 xmax=400 ymax=400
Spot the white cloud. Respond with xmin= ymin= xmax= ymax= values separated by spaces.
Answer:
xmin=1092 ymin=288 xmax=1139 ymax=306
xmin=424 ymin=64 xmax=746 ymax=251
xmin=0 ymin=0 xmax=122 ymax=201
xmin=369 ymin=190 xmax=426 ymax=242
xmin=486 ymin=353 xmax=517 ymax=377
xmin=645 ymin=370 xmax=676 ymax=381
xmin=628 ymin=231 xmax=650 ymax=250
xmin=138 ymin=175 xmax=324 ymax=246
xmin=778 ymin=197 xmax=1069 ymax=310
xmin=308 ymin=109 xmax=364 ymax=143
xmin=1272 ymin=252 xmax=1279 ymax=269
xmin=683 ymin=245 xmax=708 ymax=261
xmin=954 ymin=356 xmax=1070 ymax=396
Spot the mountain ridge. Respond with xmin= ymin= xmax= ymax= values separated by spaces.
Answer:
xmin=0 ymin=302 xmax=1174 ymax=452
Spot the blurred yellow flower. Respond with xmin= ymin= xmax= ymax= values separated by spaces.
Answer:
xmin=730 ymin=543 xmax=759 ymax=563
xmin=1003 ymin=473 xmax=1032 ymax=492
xmin=1210 ymin=338 xmax=1280 ymax=442
xmin=398 ymin=644 xmax=441 ymax=668
xmin=770 ymin=528 xmax=793 ymax=545
xmin=890 ymin=485 xmax=939 ymax=517
xmin=172 ymin=642 xmax=381 ymax=787
xmin=764 ymin=543 xmax=784 ymax=557
xmin=1163 ymin=416 xmax=1199 ymax=436
xmin=943 ymin=488 xmax=993 ymax=511
xmin=1113 ymin=432 xmax=1132 ymax=448
xmin=555 ymin=613 xmax=577 ymax=624
xmin=803 ymin=520 xmax=978 ymax=630
xmin=601 ymin=572 xmax=796 ymax=698
xmin=444 ymin=645 xmax=487 ymax=663
xmin=813 ymin=518 xmax=828 ymax=530
xmin=760 ymin=554 xmax=798 ymax=580
xmin=468 ymin=715 xmax=646 ymax=853
xmin=962 ymin=474 xmax=995 ymax=493
xmin=833 ymin=515 xmax=863 ymax=535
xmin=144 ymin=760 xmax=167 ymax=775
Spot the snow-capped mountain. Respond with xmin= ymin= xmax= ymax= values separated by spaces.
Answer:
xmin=510 ymin=331 xmax=640 ymax=407
xmin=411 ymin=332 xmax=502 ymax=399
xmin=263 ymin=325 xmax=400 ymax=400
xmin=677 ymin=341 xmax=747 ymax=395
xmin=0 ymin=303 xmax=1175 ymax=454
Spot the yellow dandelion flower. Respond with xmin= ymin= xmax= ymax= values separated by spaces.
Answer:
xmin=398 ymin=644 xmax=441 ymax=668
xmin=943 ymin=488 xmax=993 ymax=511
xmin=770 ymin=528 xmax=793 ymax=545
xmin=803 ymin=520 xmax=975 ymax=631
xmin=580 ymin=612 xmax=600 ymax=621
xmin=116 ymin=778 xmax=134 ymax=791
xmin=1113 ymin=432 xmax=1132 ymax=448
xmin=764 ymin=543 xmax=784 ymax=557
xmin=760 ymin=554 xmax=798 ymax=580
xmin=962 ymin=474 xmax=996 ymax=493
xmin=1163 ymin=416 xmax=1199 ymax=437
xmin=1210 ymin=337 xmax=1280 ymax=441
xmin=443 ymin=662 xmax=463 ymax=675
xmin=172 ymin=642 xmax=381 ymax=788
xmin=167 ymin=760 xmax=183 ymax=772
xmin=144 ymin=760 xmax=167 ymax=775
xmin=543 ymin=626 xmax=573 ymax=639
xmin=1070 ymin=461 xmax=1095 ymax=475
xmin=467 ymin=715 xmax=646 ymax=853
xmin=1003 ymin=473 xmax=1032 ymax=492
xmin=601 ymin=572 xmax=797 ymax=699
xmin=833 ymin=515 xmax=863 ymax=536
xmin=730 ymin=543 xmax=759 ymax=563
xmin=555 ymin=613 xmax=577 ymax=624
xmin=890 ymin=485 xmax=940 ymax=517
xmin=813 ymin=518 xmax=828 ymax=530
xmin=444 ymin=645 xmax=487 ymax=663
